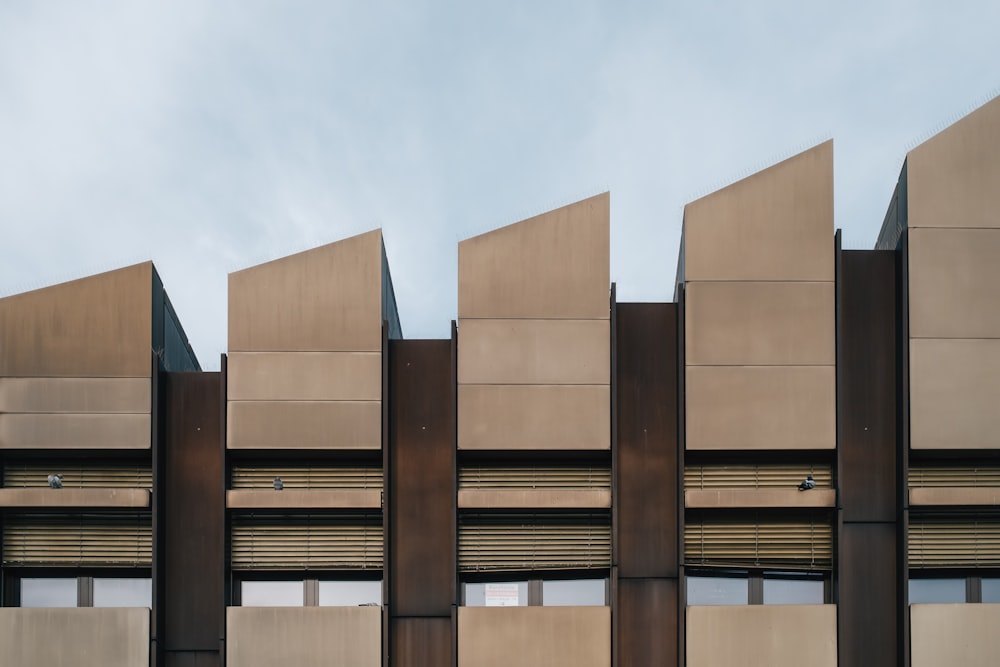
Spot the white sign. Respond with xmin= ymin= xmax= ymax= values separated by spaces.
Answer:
xmin=484 ymin=583 xmax=520 ymax=607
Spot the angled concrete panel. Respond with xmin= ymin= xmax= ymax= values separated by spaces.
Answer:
xmin=0 ymin=377 xmax=151 ymax=413
xmin=227 ymin=401 xmax=381 ymax=449
xmin=907 ymin=96 xmax=1000 ymax=230
xmin=0 ymin=607 xmax=149 ymax=667
xmin=0 ymin=413 xmax=152 ymax=449
xmin=227 ymin=607 xmax=380 ymax=667
xmin=682 ymin=141 xmax=834 ymax=282
xmin=0 ymin=263 xmax=153 ymax=377
xmin=911 ymin=604 xmax=1000 ymax=667
xmin=458 ymin=319 xmax=609 ymax=385
xmin=228 ymin=230 xmax=383 ymax=352
xmin=910 ymin=338 xmax=1000 ymax=449
xmin=458 ymin=607 xmax=610 ymax=667
xmin=908 ymin=228 xmax=1000 ymax=339
xmin=227 ymin=352 xmax=381 ymax=401
xmin=0 ymin=488 xmax=150 ymax=508
xmin=686 ymin=365 xmax=836 ymax=450
xmin=458 ymin=194 xmax=610 ymax=319
xmin=458 ymin=384 xmax=609 ymax=450
xmin=685 ymin=282 xmax=835 ymax=366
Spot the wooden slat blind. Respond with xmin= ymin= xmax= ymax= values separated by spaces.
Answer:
xmin=908 ymin=517 xmax=1000 ymax=568
xmin=2 ymin=512 xmax=151 ymax=567
xmin=231 ymin=514 xmax=383 ymax=570
xmin=459 ymin=513 xmax=611 ymax=572
xmin=2 ymin=463 xmax=152 ymax=489
xmin=908 ymin=466 xmax=1000 ymax=488
xmin=459 ymin=465 xmax=610 ymax=490
xmin=231 ymin=466 xmax=383 ymax=490
xmin=684 ymin=464 xmax=833 ymax=490
xmin=684 ymin=516 xmax=833 ymax=569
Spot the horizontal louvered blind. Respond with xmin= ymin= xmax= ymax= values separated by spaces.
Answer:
xmin=459 ymin=465 xmax=610 ymax=490
xmin=231 ymin=466 xmax=383 ymax=490
xmin=908 ymin=466 xmax=1000 ymax=488
xmin=231 ymin=514 xmax=382 ymax=570
xmin=459 ymin=513 xmax=611 ymax=572
xmin=3 ymin=512 xmax=151 ymax=567
xmin=685 ymin=517 xmax=833 ymax=569
xmin=908 ymin=517 xmax=1000 ymax=567
xmin=3 ymin=463 xmax=152 ymax=488
xmin=684 ymin=464 xmax=833 ymax=490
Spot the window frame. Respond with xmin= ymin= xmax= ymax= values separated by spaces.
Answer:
xmin=459 ymin=572 xmax=610 ymax=607
xmin=233 ymin=572 xmax=383 ymax=607
xmin=4 ymin=569 xmax=153 ymax=608
xmin=685 ymin=568 xmax=830 ymax=605
xmin=907 ymin=572 xmax=1000 ymax=604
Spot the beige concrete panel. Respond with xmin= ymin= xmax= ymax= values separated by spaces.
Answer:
xmin=458 ymin=385 xmax=609 ymax=450
xmin=910 ymin=339 xmax=1000 ymax=449
xmin=0 ymin=413 xmax=151 ymax=449
xmin=686 ymin=366 xmax=836 ymax=450
xmin=227 ymin=489 xmax=382 ymax=509
xmin=229 ymin=230 xmax=383 ymax=352
xmin=228 ymin=352 xmax=381 ymax=401
xmin=909 ymin=487 xmax=1000 ymax=506
xmin=685 ymin=488 xmax=835 ymax=509
xmin=907 ymin=96 xmax=1000 ymax=230
xmin=0 ymin=607 xmax=149 ymax=667
xmin=683 ymin=141 xmax=834 ymax=282
xmin=0 ymin=488 xmax=150 ymax=508
xmin=685 ymin=282 xmax=835 ymax=366
xmin=0 ymin=262 xmax=153 ymax=377
xmin=458 ymin=488 xmax=611 ymax=509
xmin=227 ymin=606 xmax=380 ymax=667
xmin=911 ymin=604 xmax=1000 ymax=667
xmin=458 ymin=193 xmax=610 ymax=319
xmin=458 ymin=607 xmax=610 ymax=667
xmin=458 ymin=319 xmax=609 ymax=385
xmin=227 ymin=401 xmax=381 ymax=449
xmin=687 ymin=605 xmax=836 ymax=667
xmin=909 ymin=228 xmax=1000 ymax=338
xmin=0 ymin=377 xmax=150 ymax=413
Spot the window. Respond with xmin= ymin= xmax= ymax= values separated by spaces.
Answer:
xmin=237 ymin=578 xmax=382 ymax=607
xmin=687 ymin=570 xmax=827 ymax=605
xmin=908 ymin=575 xmax=1000 ymax=604
xmin=462 ymin=577 xmax=608 ymax=606
xmin=981 ymin=578 xmax=1000 ymax=603
xmin=15 ymin=576 xmax=151 ymax=607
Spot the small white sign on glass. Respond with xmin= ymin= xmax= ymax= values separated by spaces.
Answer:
xmin=484 ymin=583 xmax=519 ymax=607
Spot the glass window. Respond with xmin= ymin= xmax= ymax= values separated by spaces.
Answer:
xmin=93 ymin=578 xmax=152 ymax=608
xmin=763 ymin=576 xmax=824 ymax=605
xmin=20 ymin=578 xmax=77 ymax=607
xmin=241 ymin=580 xmax=303 ymax=606
xmin=982 ymin=578 xmax=1000 ymax=603
xmin=319 ymin=580 xmax=382 ymax=606
xmin=542 ymin=579 xmax=606 ymax=606
xmin=909 ymin=578 xmax=965 ymax=604
xmin=464 ymin=581 xmax=528 ymax=607
xmin=687 ymin=575 xmax=748 ymax=605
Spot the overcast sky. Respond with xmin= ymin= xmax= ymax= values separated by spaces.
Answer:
xmin=1 ymin=1 xmax=997 ymax=369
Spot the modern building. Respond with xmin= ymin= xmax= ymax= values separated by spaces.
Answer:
xmin=0 ymin=95 xmax=998 ymax=667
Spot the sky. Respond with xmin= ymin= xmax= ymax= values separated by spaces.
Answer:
xmin=1 ymin=1 xmax=998 ymax=370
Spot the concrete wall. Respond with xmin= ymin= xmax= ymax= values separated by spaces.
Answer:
xmin=911 ymin=604 xmax=1000 ymax=667
xmin=686 ymin=605 xmax=836 ymax=667
xmin=458 ymin=607 xmax=610 ymax=667
xmin=226 ymin=606 xmax=380 ymax=667
xmin=683 ymin=142 xmax=835 ymax=450
xmin=0 ymin=607 xmax=149 ymax=667
xmin=457 ymin=194 xmax=610 ymax=451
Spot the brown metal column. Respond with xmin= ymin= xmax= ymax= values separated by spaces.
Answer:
xmin=837 ymin=250 xmax=899 ymax=667
xmin=160 ymin=372 xmax=225 ymax=667
xmin=388 ymin=339 xmax=456 ymax=667
xmin=615 ymin=303 xmax=679 ymax=666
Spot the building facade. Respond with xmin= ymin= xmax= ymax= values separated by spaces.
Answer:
xmin=0 ymin=96 xmax=998 ymax=666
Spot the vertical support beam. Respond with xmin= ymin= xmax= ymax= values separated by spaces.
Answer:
xmin=388 ymin=339 xmax=456 ymax=667
xmin=162 ymin=372 xmax=225 ymax=667
xmin=837 ymin=250 xmax=899 ymax=667
xmin=615 ymin=303 xmax=679 ymax=666
xmin=151 ymin=353 xmax=164 ymax=666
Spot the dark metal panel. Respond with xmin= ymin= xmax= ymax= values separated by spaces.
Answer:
xmin=388 ymin=339 xmax=456 ymax=617
xmin=838 ymin=250 xmax=898 ymax=522
xmin=391 ymin=617 xmax=453 ymax=667
xmin=616 ymin=578 xmax=678 ymax=667
xmin=838 ymin=522 xmax=897 ymax=667
xmin=163 ymin=372 xmax=225 ymax=652
xmin=615 ymin=303 xmax=678 ymax=578
xmin=164 ymin=651 xmax=222 ymax=667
